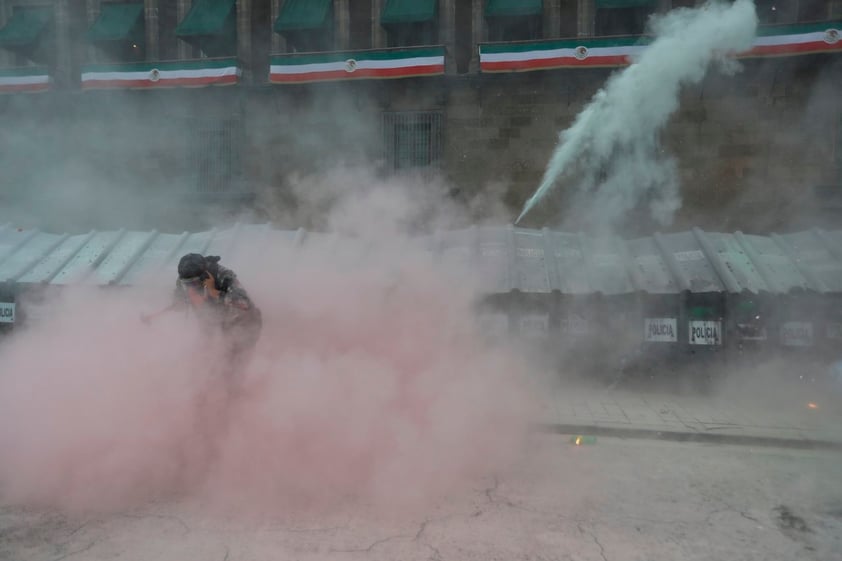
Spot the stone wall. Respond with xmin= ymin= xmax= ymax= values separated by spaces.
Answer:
xmin=435 ymin=56 xmax=842 ymax=234
xmin=0 ymin=55 xmax=840 ymax=235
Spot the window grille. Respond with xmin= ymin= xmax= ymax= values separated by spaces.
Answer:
xmin=187 ymin=117 xmax=242 ymax=196
xmin=382 ymin=111 xmax=443 ymax=172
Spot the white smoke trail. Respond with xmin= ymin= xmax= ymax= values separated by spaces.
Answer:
xmin=516 ymin=0 xmax=758 ymax=228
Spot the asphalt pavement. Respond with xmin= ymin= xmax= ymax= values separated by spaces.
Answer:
xmin=2 ymin=434 xmax=840 ymax=561
xmin=2 ymin=366 xmax=841 ymax=561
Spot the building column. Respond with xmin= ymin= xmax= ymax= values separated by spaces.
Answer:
xmin=84 ymin=0 xmax=98 ymax=63
xmin=237 ymin=0 xmax=251 ymax=81
xmin=469 ymin=0 xmax=483 ymax=72
xmin=55 ymin=0 xmax=71 ymax=86
xmin=145 ymin=0 xmax=158 ymax=61
xmin=371 ymin=0 xmax=385 ymax=48
xmin=577 ymin=0 xmax=594 ymax=37
xmin=271 ymin=0 xmax=285 ymax=53
xmin=441 ymin=0 xmax=455 ymax=73
xmin=545 ymin=0 xmax=561 ymax=39
xmin=335 ymin=0 xmax=350 ymax=50
xmin=177 ymin=0 xmax=191 ymax=59
xmin=0 ymin=0 xmax=9 ymax=67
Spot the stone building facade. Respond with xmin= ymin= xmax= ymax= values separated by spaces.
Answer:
xmin=0 ymin=0 xmax=840 ymax=234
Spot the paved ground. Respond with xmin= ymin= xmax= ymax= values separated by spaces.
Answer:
xmin=2 ymin=364 xmax=841 ymax=561
xmin=534 ymin=365 xmax=842 ymax=447
xmin=2 ymin=434 xmax=840 ymax=561
xmin=541 ymin=387 xmax=842 ymax=446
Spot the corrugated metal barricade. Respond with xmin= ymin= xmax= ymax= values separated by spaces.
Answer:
xmin=614 ymin=229 xmax=729 ymax=382
xmin=466 ymin=227 xmax=640 ymax=375
xmin=2 ymin=222 xmax=842 ymax=380
xmin=466 ymin=226 xmax=553 ymax=342
xmin=506 ymin=227 xmax=555 ymax=343
xmin=0 ymin=222 xmax=282 ymax=333
xmin=468 ymin=227 xmax=636 ymax=370
xmin=766 ymin=229 xmax=842 ymax=361
xmin=550 ymin=232 xmax=639 ymax=376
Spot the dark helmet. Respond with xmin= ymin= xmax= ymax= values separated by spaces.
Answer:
xmin=178 ymin=253 xmax=207 ymax=279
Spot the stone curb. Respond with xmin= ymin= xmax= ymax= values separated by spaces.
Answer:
xmin=534 ymin=423 xmax=842 ymax=452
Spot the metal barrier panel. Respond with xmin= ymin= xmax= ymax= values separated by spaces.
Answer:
xmin=686 ymin=293 xmax=725 ymax=347
xmin=580 ymin=236 xmax=634 ymax=296
xmin=512 ymin=228 xmax=551 ymax=294
xmin=0 ymin=282 xmax=14 ymax=331
xmin=642 ymin=294 xmax=682 ymax=345
xmin=778 ymin=231 xmax=842 ymax=293
xmin=658 ymin=231 xmax=724 ymax=293
xmin=476 ymin=226 xmax=512 ymax=294
xmin=626 ymin=236 xmax=681 ymax=294
xmin=544 ymin=231 xmax=591 ymax=294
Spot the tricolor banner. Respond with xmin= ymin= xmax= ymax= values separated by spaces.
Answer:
xmin=747 ymin=22 xmax=842 ymax=57
xmin=480 ymin=21 xmax=842 ymax=73
xmin=481 ymin=37 xmax=645 ymax=72
xmin=269 ymin=46 xmax=445 ymax=84
xmin=0 ymin=67 xmax=50 ymax=93
xmin=81 ymin=58 xmax=240 ymax=90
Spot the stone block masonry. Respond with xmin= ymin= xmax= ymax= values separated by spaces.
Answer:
xmin=0 ymin=56 xmax=839 ymax=235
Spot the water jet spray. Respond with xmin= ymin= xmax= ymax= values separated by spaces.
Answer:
xmin=516 ymin=0 xmax=758 ymax=228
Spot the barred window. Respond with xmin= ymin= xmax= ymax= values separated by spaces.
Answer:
xmin=382 ymin=111 xmax=443 ymax=172
xmin=188 ymin=117 xmax=242 ymax=196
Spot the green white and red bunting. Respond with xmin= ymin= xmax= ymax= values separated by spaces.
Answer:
xmin=270 ymin=47 xmax=445 ymax=83
xmin=81 ymin=58 xmax=240 ymax=90
xmin=480 ymin=22 xmax=842 ymax=72
xmin=0 ymin=67 xmax=49 ymax=93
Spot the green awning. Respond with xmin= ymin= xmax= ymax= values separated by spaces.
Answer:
xmin=0 ymin=6 xmax=52 ymax=47
xmin=596 ymin=0 xmax=656 ymax=8
xmin=274 ymin=0 xmax=332 ymax=32
xmin=176 ymin=0 xmax=236 ymax=37
xmin=485 ymin=0 xmax=542 ymax=18
xmin=87 ymin=3 xmax=144 ymax=42
xmin=381 ymin=0 xmax=437 ymax=25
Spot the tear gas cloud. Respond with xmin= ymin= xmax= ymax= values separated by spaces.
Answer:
xmin=518 ymin=0 xmax=759 ymax=230
xmin=1 ymin=0 xmax=839 ymax=527
xmin=0 ymin=176 xmax=537 ymax=517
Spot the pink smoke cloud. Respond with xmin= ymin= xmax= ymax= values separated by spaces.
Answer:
xmin=0 ymin=234 xmax=535 ymax=517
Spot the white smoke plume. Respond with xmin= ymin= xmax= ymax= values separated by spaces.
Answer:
xmin=516 ymin=0 xmax=759 ymax=228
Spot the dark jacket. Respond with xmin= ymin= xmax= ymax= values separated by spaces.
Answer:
xmin=174 ymin=261 xmax=261 ymax=332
